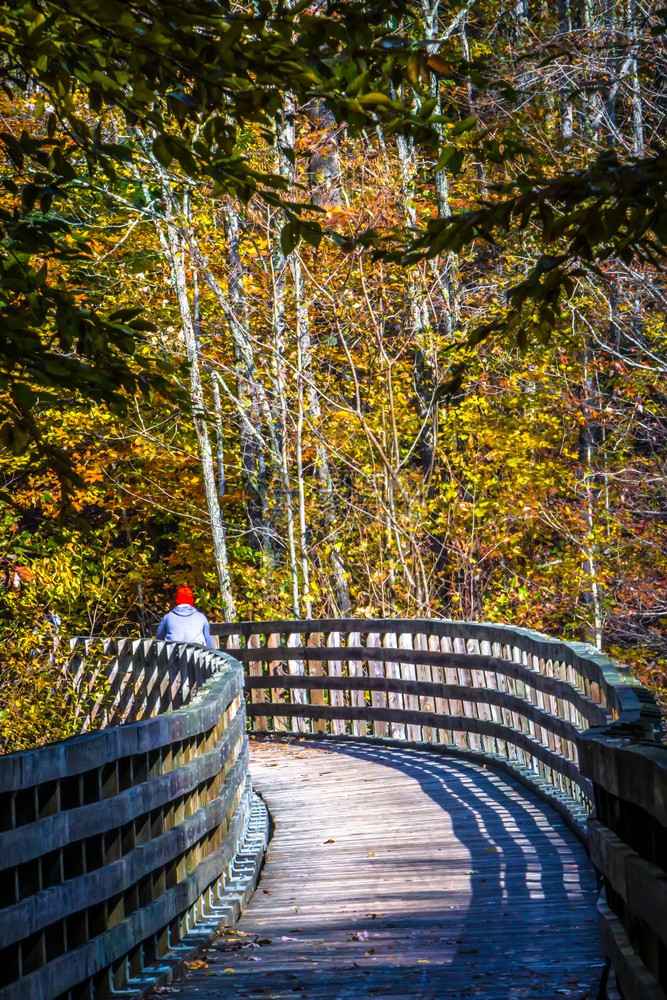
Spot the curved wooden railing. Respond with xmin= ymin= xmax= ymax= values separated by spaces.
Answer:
xmin=213 ymin=618 xmax=656 ymax=828
xmin=0 ymin=640 xmax=267 ymax=1000
xmin=212 ymin=617 xmax=665 ymax=1000
xmin=1 ymin=619 xmax=664 ymax=1000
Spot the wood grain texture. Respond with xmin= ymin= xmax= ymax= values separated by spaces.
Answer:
xmin=236 ymin=646 xmax=609 ymax=727
xmin=168 ymin=738 xmax=604 ymax=1000
xmin=210 ymin=617 xmax=649 ymax=719
xmin=0 ymin=652 xmax=251 ymax=1000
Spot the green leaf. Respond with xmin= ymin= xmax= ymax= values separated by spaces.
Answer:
xmin=12 ymin=382 xmax=36 ymax=409
xmin=280 ymin=220 xmax=300 ymax=256
xmin=301 ymin=223 xmax=323 ymax=248
xmin=152 ymin=134 xmax=173 ymax=168
xmin=450 ymin=117 xmax=477 ymax=137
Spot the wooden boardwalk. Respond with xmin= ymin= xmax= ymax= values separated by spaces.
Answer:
xmin=163 ymin=738 xmax=604 ymax=1000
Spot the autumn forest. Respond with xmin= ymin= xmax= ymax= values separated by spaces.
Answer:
xmin=1 ymin=0 xmax=665 ymax=748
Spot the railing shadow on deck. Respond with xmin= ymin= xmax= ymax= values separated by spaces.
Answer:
xmin=243 ymin=735 xmax=602 ymax=999
xmin=214 ymin=618 xmax=666 ymax=1000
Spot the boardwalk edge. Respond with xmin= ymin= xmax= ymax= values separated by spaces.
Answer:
xmin=129 ymin=791 xmax=269 ymax=1000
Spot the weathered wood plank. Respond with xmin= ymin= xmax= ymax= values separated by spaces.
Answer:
xmin=346 ymin=630 xmax=366 ymax=738
xmin=246 ymin=633 xmax=266 ymax=733
xmin=367 ymin=631 xmax=388 ymax=739
xmin=398 ymin=631 xmax=421 ymax=741
xmin=287 ymin=632 xmax=306 ymax=734
xmin=238 ymin=645 xmax=609 ymax=726
xmin=244 ymin=703 xmax=591 ymax=796
xmin=383 ymin=631 xmax=406 ymax=741
xmin=267 ymin=633 xmax=287 ymax=733
xmin=305 ymin=631 xmax=327 ymax=735
xmin=170 ymin=738 xmax=604 ymax=1000
xmin=245 ymin=675 xmax=582 ymax=745
xmin=327 ymin=630 xmax=346 ymax=736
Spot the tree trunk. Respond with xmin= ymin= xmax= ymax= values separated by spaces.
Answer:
xmin=163 ymin=205 xmax=236 ymax=621
xmin=222 ymin=204 xmax=273 ymax=554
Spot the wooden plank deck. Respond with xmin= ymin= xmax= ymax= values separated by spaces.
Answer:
xmin=162 ymin=738 xmax=604 ymax=1000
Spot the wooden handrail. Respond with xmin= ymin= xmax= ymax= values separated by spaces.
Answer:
xmin=213 ymin=616 xmax=665 ymax=1000
xmin=0 ymin=641 xmax=267 ymax=1000
xmin=1 ymin=618 xmax=663 ymax=1000
xmin=214 ymin=617 xmax=659 ymax=822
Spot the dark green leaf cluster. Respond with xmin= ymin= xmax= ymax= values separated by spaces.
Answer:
xmin=383 ymin=147 xmax=667 ymax=351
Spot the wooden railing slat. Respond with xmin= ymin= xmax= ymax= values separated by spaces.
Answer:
xmin=287 ymin=632 xmax=306 ymax=734
xmin=367 ymin=632 xmax=388 ymax=739
xmin=235 ymin=646 xmax=608 ymax=726
xmin=306 ymin=632 xmax=327 ymax=735
xmin=327 ymin=630 xmax=345 ymax=737
xmin=247 ymin=634 xmax=266 ymax=733
xmin=347 ymin=631 xmax=366 ymax=738
xmin=0 ymin=642 xmax=258 ymax=1000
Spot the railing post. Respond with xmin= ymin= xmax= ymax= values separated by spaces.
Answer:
xmin=383 ymin=631 xmax=405 ymax=740
xmin=396 ymin=632 xmax=419 ymax=741
xmin=347 ymin=631 xmax=366 ymax=738
xmin=367 ymin=631 xmax=388 ymax=738
xmin=287 ymin=631 xmax=306 ymax=734
xmin=267 ymin=632 xmax=287 ymax=732
xmin=327 ymin=630 xmax=346 ymax=736
xmin=307 ymin=631 xmax=327 ymax=734
xmin=247 ymin=633 xmax=267 ymax=733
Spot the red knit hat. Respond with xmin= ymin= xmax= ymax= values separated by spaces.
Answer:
xmin=176 ymin=585 xmax=194 ymax=606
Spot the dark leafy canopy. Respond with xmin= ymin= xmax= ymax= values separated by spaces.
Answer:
xmin=0 ymin=0 xmax=665 ymax=473
xmin=383 ymin=146 xmax=667 ymax=352
xmin=0 ymin=0 xmax=449 ymax=476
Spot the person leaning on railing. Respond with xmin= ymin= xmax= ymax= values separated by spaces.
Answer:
xmin=155 ymin=585 xmax=214 ymax=648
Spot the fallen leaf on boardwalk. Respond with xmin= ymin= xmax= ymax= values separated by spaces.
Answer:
xmin=262 ymin=889 xmax=271 ymax=894
xmin=184 ymin=960 xmax=208 ymax=970
xmin=418 ymin=959 xmax=430 ymax=964
xmin=324 ymin=838 xmax=335 ymax=844
xmin=365 ymin=949 xmax=376 ymax=955
xmin=367 ymin=851 xmax=377 ymax=857
xmin=223 ymin=967 xmax=235 ymax=972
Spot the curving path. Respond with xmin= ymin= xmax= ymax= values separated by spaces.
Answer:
xmin=164 ymin=738 xmax=604 ymax=1000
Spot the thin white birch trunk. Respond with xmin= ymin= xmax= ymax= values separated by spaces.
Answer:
xmin=162 ymin=204 xmax=236 ymax=621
